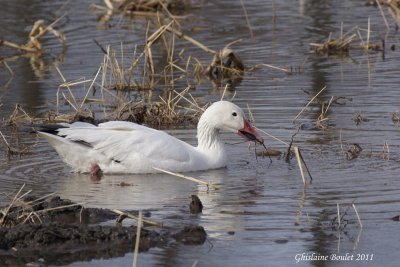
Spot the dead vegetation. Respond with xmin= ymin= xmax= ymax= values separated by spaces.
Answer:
xmin=0 ymin=16 xmax=66 ymax=80
xmin=90 ymin=0 xmax=194 ymax=26
xmin=2 ymin=8 xmax=255 ymax=130
xmin=0 ymin=185 xmax=79 ymax=228
xmin=0 ymin=17 xmax=66 ymax=55
xmin=91 ymin=0 xmax=192 ymax=17
xmin=310 ymin=21 xmax=382 ymax=55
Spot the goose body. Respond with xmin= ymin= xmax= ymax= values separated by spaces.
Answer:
xmin=39 ymin=101 xmax=263 ymax=174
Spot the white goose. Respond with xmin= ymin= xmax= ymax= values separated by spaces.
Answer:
xmin=39 ymin=101 xmax=263 ymax=174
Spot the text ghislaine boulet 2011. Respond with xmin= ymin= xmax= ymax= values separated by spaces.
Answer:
xmin=295 ymin=252 xmax=374 ymax=263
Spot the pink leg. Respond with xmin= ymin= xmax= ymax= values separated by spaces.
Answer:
xmin=89 ymin=162 xmax=102 ymax=181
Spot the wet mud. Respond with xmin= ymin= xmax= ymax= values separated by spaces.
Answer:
xmin=0 ymin=196 xmax=207 ymax=266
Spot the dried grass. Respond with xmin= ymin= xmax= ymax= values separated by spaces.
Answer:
xmin=0 ymin=185 xmax=81 ymax=228
xmin=310 ymin=20 xmax=382 ymax=55
xmin=0 ymin=16 xmax=66 ymax=55
xmin=90 ymin=0 xmax=194 ymax=25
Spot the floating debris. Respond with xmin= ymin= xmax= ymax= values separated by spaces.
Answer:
xmin=310 ymin=22 xmax=382 ymax=55
xmin=310 ymin=35 xmax=354 ymax=55
xmin=256 ymin=149 xmax=282 ymax=157
xmin=392 ymin=112 xmax=400 ymax=125
xmin=0 ymin=18 xmax=66 ymax=55
xmin=90 ymin=0 xmax=193 ymax=26
xmin=346 ymin=143 xmax=362 ymax=160
xmin=353 ymin=112 xmax=369 ymax=126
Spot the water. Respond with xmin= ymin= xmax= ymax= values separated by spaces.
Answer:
xmin=1 ymin=0 xmax=400 ymax=266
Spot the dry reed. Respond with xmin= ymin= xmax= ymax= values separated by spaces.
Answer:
xmin=152 ymin=167 xmax=219 ymax=190
xmin=310 ymin=20 xmax=382 ymax=55
xmin=132 ymin=210 xmax=142 ymax=267
xmin=0 ymin=185 xmax=82 ymax=228
xmin=0 ymin=16 xmax=66 ymax=54
xmin=112 ymin=209 xmax=163 ymax=227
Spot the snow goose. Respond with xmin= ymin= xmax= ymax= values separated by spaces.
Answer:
xmin=39 ymin=101 xmax=263 ymax=174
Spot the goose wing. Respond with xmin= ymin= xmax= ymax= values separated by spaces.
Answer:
xmin=57 ymin=121 xmax=192 ymax=164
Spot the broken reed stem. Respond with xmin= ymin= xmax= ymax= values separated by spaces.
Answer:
xmin=112 ymin=209 xmax=163 ymax=227
xmin=221 ymin=84 xmax=229 ymax=101
xmin=56 ymin=66 xmax=78 ymax=112
xmin=367 ymin=17 xmax=370 ymax=49
xmin=376 ymin=0 xmax=390 ymax=30
xmin=80 ymin=66 xmax=102 ymax=109
xmin=0 ymin=130 xmax=11 ymax=149
xmin=247 ymin=104 xmax=255 ymax=124
xmin=166 ymin=27 xmax=217 ymax=54
xmin=255 ymin=127 xmax=290 ymax=146
xmin=35 ymin=203 xmax=83 ymax=214
xmin=293 ymin=86 xmax=327 ymax=122
xmin=3 ymin=61 xmax=14 ymax=76
xmin=298 ymin=148 xmax=313 ymax=181
xmin=152 ymin=167 xmax=218 ymax=190
xmin=294 ymin=147 xmax=305 ymax=185
xmin=239 ymin=0 xmax=254 ymax=39
xmin=132 ymin=210 xmax=142 ymax=267
xmin=352 ymin=203 xmax=363 ymax=228
xmin=258 ymin=63 xmax=291 ymax=73
xmin=0 ymin=184 xmax=26 ymax=225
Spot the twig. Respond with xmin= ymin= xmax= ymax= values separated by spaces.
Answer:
xmin=246 ymin=104 xmax=255 ymax=123
xmin=352 ymin=203 xmax=363 ymax=228
xmin=240 ymin=0 xmax=254 ymax=38
xmin=221 ymin=84 xmax=229 ymax=101
xmin=376 ymin=0 xmax=390 ymax=30
xmin=255 ymin=127 xmax=290 ymax=146
xmin=152 ymin=167 xmax=218 ymax=190
xmin=0 ymin=184 xmax=25 ymax=225
xmin=80 ymin=66 xmax=102 ymax=109
xmin=293 ymin=86 xmax=326 ymax=122
xmin=257 ymin=63 xmax=291 ymax=73
xmin=132 ymin=210 xmax=142 ymax=267
xmin=297 ymin=148 xmax=313 ymax=181
xmin=294 ymin=147 xmax=305 ymax=184
xmin=167 ymin=27 xmax=217 ymax=54
xmin=112 ymin=209 xmax=163 ymax=227
xmin=337 ymin=203 xmax=341 ymax=229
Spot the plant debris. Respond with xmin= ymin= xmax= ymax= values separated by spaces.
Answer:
xmin=353 ymin=112 xmax=369 ymax=126
xmin=256 ymin=149 xmax=282 ymax=157
xmin=310 ymin=22 xmax=382 ymax=56
xmin=346 ymin=143 xmax=362 ymax=160
xmin=0 ymin=18 xmax=66 ymax=55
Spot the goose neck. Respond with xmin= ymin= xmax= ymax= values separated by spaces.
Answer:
xmin=197 ymin=118 xmax=222 ymax=151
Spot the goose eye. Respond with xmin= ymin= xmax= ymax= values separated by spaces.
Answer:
xmin=232 ymin=112 xmax=237 ymax=117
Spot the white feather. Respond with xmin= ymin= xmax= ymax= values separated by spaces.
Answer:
xmin=39 ymin=101 xmax=260 ymax=174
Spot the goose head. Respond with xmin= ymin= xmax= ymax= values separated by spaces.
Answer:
xmin=198 ymin=101 xmax=263 ymax=145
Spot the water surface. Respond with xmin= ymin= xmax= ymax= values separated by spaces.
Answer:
xmin=1 ymin=0 xmax=400 ymax=266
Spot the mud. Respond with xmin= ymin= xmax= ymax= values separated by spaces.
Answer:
xmin=0 ymin=196 xmax=207 ymax=266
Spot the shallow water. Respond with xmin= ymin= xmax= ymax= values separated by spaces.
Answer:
xmin=1 ymin=0 xmax=400 ymax=266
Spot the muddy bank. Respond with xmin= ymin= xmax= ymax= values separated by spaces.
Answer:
xmin=0 ymin=196 xmax=207 ymax=266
